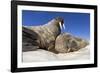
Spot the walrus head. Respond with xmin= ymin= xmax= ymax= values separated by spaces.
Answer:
xmin=55 ymin=17 xmax=65 ymax=30
xmin=43 ymin=17 xmax=65 ymax=38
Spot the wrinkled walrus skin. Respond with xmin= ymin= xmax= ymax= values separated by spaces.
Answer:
xmin=23 ymin=17 xmax=64 ymax=53
xmin=55 ymin=33 xmax=89 ymax=53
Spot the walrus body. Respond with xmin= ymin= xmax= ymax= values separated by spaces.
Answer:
xmin=55 ymin=33 xmax=89 ymax=53
xmin=23 ymin=17 xmax=64 ymax=53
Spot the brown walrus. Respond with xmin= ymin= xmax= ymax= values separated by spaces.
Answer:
xmin=55 ymin=33 xmax=89 ymax=53
xmin=23 ymin=17 xmax=65 ymax=53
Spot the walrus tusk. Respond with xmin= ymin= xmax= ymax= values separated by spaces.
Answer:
xmin=63 ymin=23 xmax=65 ymax=29
xmin=59 ymin=22 xmax=65 ymax=30
xmin=59 ymin=22 xmax=62 ymax=30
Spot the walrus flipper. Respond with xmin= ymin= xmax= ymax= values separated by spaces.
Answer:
xmin=22 ymin=27 xmax=40 ymax=52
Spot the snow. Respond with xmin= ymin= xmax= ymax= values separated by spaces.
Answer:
xmin=22 ymin=45 xmax=90 ymax=62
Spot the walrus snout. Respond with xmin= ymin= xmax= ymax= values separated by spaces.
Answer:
xmin=55 ymin=17 xmax=64 ymax=24
xmin=55 ymin=17 xmax=65 ymax=30
xmin=55 ymin=17 xmax=64 ymax=25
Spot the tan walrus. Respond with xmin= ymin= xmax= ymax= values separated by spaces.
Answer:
xmin=55 ymin=33 xmax=89 ymax=53
xmin=23 ymin=17 xmax=89 ymax=54
xmin=23 ymin=17 xmax=65 ymax=53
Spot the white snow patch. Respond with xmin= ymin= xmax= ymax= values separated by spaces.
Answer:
xmin=23 ymin=45 xmax=90 ymax=62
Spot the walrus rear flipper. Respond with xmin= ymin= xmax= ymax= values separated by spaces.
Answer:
xmin=22 ymin=27 xmax=40 ymax=52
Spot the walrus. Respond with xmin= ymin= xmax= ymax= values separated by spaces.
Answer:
xmin=23 ymin=17 xmax=65 ymax=53
xmin=55 ymin=33 xmax=89 ymax=53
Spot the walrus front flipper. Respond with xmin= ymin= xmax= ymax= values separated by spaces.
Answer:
xmin=22 ymin=27 xmax=40 ymax=52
